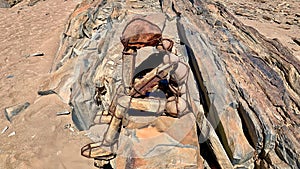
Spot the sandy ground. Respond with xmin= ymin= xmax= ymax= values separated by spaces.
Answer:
xmin=0 ymin=0 xmax=299 ymax=168
xmin=0 ymin=0 xmax=94 ymax=168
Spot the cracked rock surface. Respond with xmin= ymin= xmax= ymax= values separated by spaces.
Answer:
xmin=0 ymin=0 xmax=299 ymax=168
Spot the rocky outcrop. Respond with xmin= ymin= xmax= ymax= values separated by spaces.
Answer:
xmin=173 ymin=0 xmax=299 ymax=168
xmin=224 ymin=0 xmax=300 ymax=28
xmin=0 ymin=0 xmax=10 ymax=8
xmin=46 ymin=0 xmax=300 ymax=168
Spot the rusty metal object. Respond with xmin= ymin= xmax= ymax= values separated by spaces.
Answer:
xmin=120 ymin=18 xmax=162 ymax=50
xmin=81 ymin=17 xmax=190 ymax=167
xmin=129 ymin=64 xmax=172 ymax=97
xmin=81 ymin=142 xmax=115 ymax=160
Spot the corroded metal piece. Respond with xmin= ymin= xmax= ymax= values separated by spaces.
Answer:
xmin=81 ymin=17 xmax=189 ymax=167
xmin=120 ymin=18 xmax=162 ymax=50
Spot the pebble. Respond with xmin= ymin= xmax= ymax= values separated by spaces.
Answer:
xmin=69 ymin=127 xmax=75 ymax=132
xmin=6 ymin=75 xmax=14 ymax=79
xmin=131 ymin=5 xmax=145 ymax=9
xmin=292 ymin=38 xmax=300 ymax=46
xmin=56 ymin=150 xmax=62 ymax=156
xmin=8 ymin=131 xmax=16 ymax=137
xmin=64 ymin=124 xmax=71 ymax=129
xmin=0 ymin=1 xmax=10 ymax=8
xmin=25 ymin=52 xmax=44 ymax=58
xmin=56 ymin=111 xmax=70 ymax=116
xmin=278 ymin=25 xmax=291 ymax=30
xmin=31 ymin=52 xmax=44 ymax=56
xmin=285 ymin=20 xmax=294 ymax=25
xmin=37 ymin=90 xmax=56 ymax=96
xmin=273 ymin=18 xmax=282 ymax=24
xmin=262 ymin=15 xmax=272 ymax=21
xmin=1 ymin=126 xmax=9 ymax=134
xmin=5 ymin=102 xmax=30 ymax=122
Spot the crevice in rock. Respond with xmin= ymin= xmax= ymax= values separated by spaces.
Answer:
xmin=215 ymin=122 xmax=234 ymax=163
xmin=176 ymin=17 xmax=210 ymax=113
xmin=197 ymin=125 xmax=221 ymax=169
xmin=102 ymin=163 xmax=113 ymax=169
xmin=237 ymin=102 xmax=256 ymax=148
xmin=177 ymin=14 xmax=232 ymax=166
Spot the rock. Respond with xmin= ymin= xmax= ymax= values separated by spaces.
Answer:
xmin=175 ymin=1 xmax=299 ymax=168
xmin=131 ymin=5 xmax=144 ymax=9
xmin=56 ymin=111 xmax=70 ymax=116
xmin=0 ymin=0 xmax=10 ymax=8
xmin=262 ymin=14 xmax=272 ymax=21
xmin=8 ymin=131 xmax=16 ymax=137
xmin=25 ymin=52 xmax=44 ymax=58
xmin=37 ymin=90 xmax=56 ymax=96
xmin=4 ymin=102 xmax=30 ymax=122
xmin=278 ymin=24 xmax=291 ymax=30
xmin=273 ymin=17 xmax=282 ymax=24
xmin=6 ymin=75 xmax=14 ymax=79
xmin=64 ymin=124 xmax=72 ymax=129
xmin=14 ymin=0 xmax=23 ymax=5
xmin=116 ymin=116 xmax=201 ymax=168
xmin=292 ymin=37 xmax=300 ymax=46
xmin=28 ymin=0 xmax=41 ymax=6
xmin=285 ymin=20 xmax=294 ymax=25
xmin=2 ymin=0 xmax=22 ymax=7
xmin=1 ymin=126 xmax=9 ymax=134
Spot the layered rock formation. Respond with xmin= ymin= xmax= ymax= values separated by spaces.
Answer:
xmin=45 ymin=0 xmax=300 ymax=168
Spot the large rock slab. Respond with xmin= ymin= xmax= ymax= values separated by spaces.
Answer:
xmin=171 ymin=0 xmax=299 ymax=168
xmin=47 ymin=0 xmax=300 ymax=168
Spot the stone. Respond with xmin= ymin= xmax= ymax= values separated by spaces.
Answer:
xmin=56 ymin=111 xmax=70 ymax=116
xmin=116 ymin=115 xmax=200 ymax=169
xmin=37 ymin=90 xmax=56 ymax=96
xmin=6 ymin=75 xmax=14 ymax=79
xmin=0 ymin=0 xmax=10 ymax=8
xmin=273 ymin=18 xmax=282 ymax=24
xmin=26 ymin=52 xmax=44 ymax=58
xmin=28 ymin=0 xmax=41 ymax=6
xmin=278 ymin=25 xmax=291 ymax=30
xmin=0 ymin=0 xmax=22 ymax=7
xmin=1 ymin=126 xmax=9 ymax=134
xmin=8 ymin=131 xmax=16 ymax=137
xmin=4 ymin=102 xmax=30 ymax=122
xmin=285 ymin=19 xmax=294 ymax=25
xmin=262 ymin=14 xmax=272 ymax=21
xmin=292 ymin=37 xmax=300 ymax=46
xmin=175 ymin=1 xmax=299 ymax=168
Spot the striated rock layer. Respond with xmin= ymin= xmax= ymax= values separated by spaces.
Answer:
xmin=46 ymin=0 xmax=300 ymax=168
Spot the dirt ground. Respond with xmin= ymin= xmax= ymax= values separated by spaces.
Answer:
xmin=0 ymin=0 xmax=299 ymax=168
xmin=0 ymin=0 xmax=94 ymax=168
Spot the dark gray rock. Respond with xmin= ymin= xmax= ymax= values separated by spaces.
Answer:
xmin=0 ymin=0 xmax=10 ymax=8
xmin=292 ymin=37 xmax=300 ymax=46
xmin=4 ymin=102 xmax=30 ymax=122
